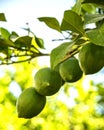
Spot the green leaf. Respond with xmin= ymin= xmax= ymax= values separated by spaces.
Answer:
xmin=0 ymin=27 xmax=10 ymax=40
xmin=72 ymin=0 xmax=82 ymax=15
xmin=84 ymin=14 xmax=104 ymax=24
xmin=38 ymin=17 xmax=61 ymax=32
xmin=83 ymin=0 xmax=104 ymax=5
xmin=61 ymin=10 xmax=85 ymax=35
xmin=0 ymin=39 xmax=15 ymax=47
xmin=0 ymin=45 xmax=8 ymax=52
xmin=11 ymin=31 xmax=19 ymax=37
xmin=0 ymin=13 xmax=6 ymax=21
xmin=86 ymin=23 xmax=104 ymax=46
xmin=82 ymin=4 xmax=96 ymax=14
xmin=50 ymin=42 xmax=75 ymax=69
xmin=14 ymin=36 xmax=32 ymax=49
xmin=83 ymin=0 xmax=104 ymax=8
xmin=0 ymin=46 xmax=12 ymax=58
xmin=35 ymin=37 xmax=45 ymax=49
xmin=10 ymin=31 xmax=19 ymax=41
xmin=74 ymin=38 xmax=87 ymax=45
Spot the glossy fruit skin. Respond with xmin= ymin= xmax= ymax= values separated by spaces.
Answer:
xmin=34 ymin=67 xmax=62 ymax=96
xmin=79 ymin=43 xmax=104 ymax=75
xmin=16 ymin=87 xmax=46 ymax=119
xmin=59 ymin=57 xmax=83 ymax=82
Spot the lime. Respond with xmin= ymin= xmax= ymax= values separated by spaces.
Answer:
xmin=59 ymin=57 xmax=83 ymax=82
xmin=79 ymin=43 xmax=104 ymax=74
xmin=16 ymin=87 xmax=46 ymax=118
xmin=34 ymin=67 xmax=62 ymax=96
xmin=54 ymin=64 xmax=65 ymax=85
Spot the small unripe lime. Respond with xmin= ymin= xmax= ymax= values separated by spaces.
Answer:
xmin=34 ymin=67 xmax=62 ymax=96
xmin=59 ymin=57 xmax=83 ymax=82
xmin=54 ymin=64 xmax=65 ymax=85
xmin=16 ymin=87 xmax=46 ymax=119
xmin=79 ymin=43 xmax=104 ymax=74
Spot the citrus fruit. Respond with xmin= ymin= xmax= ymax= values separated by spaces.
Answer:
xmin=16 ymin=87 xmax=46 ymax=119
xmin=54 ymin=64 xmax=65 ymax=85
xmin=79 ymin=42 xmax=104 ymax=75
xmin=59 ymin=57 xmax=83 ymax=82
xmin=34 ymin=67 xmax=62 ymax=96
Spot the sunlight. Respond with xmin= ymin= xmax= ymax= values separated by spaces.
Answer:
xmin=9 ymin=81 xmax=22 ymax=97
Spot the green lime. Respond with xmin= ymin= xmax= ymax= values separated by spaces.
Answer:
xmin=79 ymin=43 xmax=104 ymax=74
xmin=16 ymin=87 xmax=46 ymax=119
xmin=59 ymin=57 xmax=83 ymax=82
xmin=54 ymin=64 xmax=65 ymax=85
xmin=34 ymin=67 xmax=62 ymax=96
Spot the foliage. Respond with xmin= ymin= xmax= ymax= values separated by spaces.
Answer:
xmin=0 ymin=0 xmax=104 ymax=129
xmin=0 ymin=0 xmax=104 ymax=67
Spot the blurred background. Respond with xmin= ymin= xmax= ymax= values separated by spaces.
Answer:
xmin=0 ymin=0 xmax=104 ymax=130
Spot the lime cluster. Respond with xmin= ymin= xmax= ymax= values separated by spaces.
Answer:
xmin=16 ymin=42 xmax=104 ymax=119
xmin=16 ymin=67 xmax=62 ymax=119
xmin=16 ymin=57 xmax=83 ymax=119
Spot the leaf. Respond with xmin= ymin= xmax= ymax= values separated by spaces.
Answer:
xmin=74 ymin=38 xmax=87 ymax=45
xmin=72 ymin=0 xmax=82 ymax=15
xmin=31 ymin=38 xmax=40 ymax=53
xmin=82 ymin=0 xmax=104 ymax=8
xmin=11 ymin=31 xmax=19 ymax=37
xmin=0 ymin=39 xmax=15 ymax=47
xmin=35 ymin=37 xmax=45 ymax=49
xmin=0 ymin=45 xmax=12 ymax=58
xmin=86 ymin=23 xmax=104 ymax=46
xmin=84 ymin=14 xmax=104 ymax=24
xmin=0 ymin=27 xmax=10 ymax=40
xmin=61 ymin=10 xmax=85 ymax=35
xmin=0 ymin=46 xmax=8 ymax=59
xmin=14 ymin=36 xmax=32 ymax=49
xmin=0 ymin=13 xmax=6 ymax=21
xmin=83 ymin=0 xmax=104 ymax=5
xmin=50 ymin=42 xmax=75 ymax=69
xmin=38 ymin=17 xmax=61 ymax=32
xmin=82 ymin=4 xmax=96 ymax=14
xmin=10 ymin=31 xmax=19 ymax=41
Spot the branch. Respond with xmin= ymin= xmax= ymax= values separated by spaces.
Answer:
xmin=60 ymin=45 xmax=81 ymax=63
xmin=0 ymin=57 xmax=33 ymax=65
xmin=0 ymin=52 xmax=50 ymax=65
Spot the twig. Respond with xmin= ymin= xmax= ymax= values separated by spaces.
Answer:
xmin=0 ymin=52 xmax=49 ymax=65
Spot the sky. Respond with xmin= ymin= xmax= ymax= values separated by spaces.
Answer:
xmin=0 ymin=0 xmax=74 ymax=34
xmin=0 ymin=0 xmax=75 ymax=52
